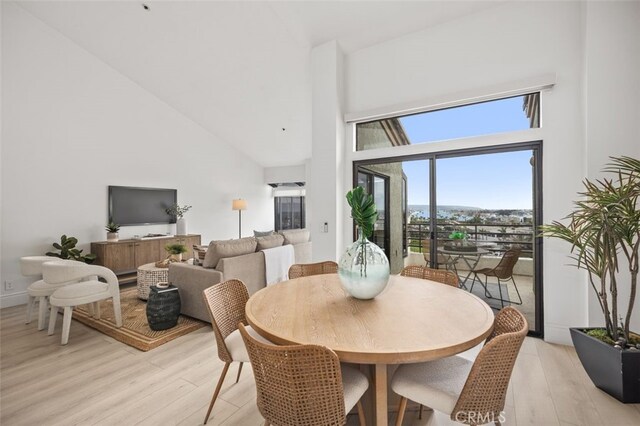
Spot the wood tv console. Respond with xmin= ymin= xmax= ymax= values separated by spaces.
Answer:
xmin=91 ymin=234 xmax=201 ymax=284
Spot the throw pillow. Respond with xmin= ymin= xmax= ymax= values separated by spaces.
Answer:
xmin=202 ymin=237 xmax=258 ymax=269
xmin=256 ymin=234 xmax=284 ymax=251
xmin=254 ymin=230 xmax=275 ymax=237
xmin=279 ymin=229 xmax=310 ymax=245
xmin=192 ymin=245 xmax=207 ymax=266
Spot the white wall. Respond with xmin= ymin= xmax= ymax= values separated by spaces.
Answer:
xmin=0 ymin=4 xmax=273 ymax=307
xmin=309 ymin=41 xmax=345 ymax=261
xmin=264 ymin=164 xmax=306 ymax=185
xmin=344 ymin=1 xmax=591 ymax=344
xmin=584 ymin=1 xmax=640 ymax=332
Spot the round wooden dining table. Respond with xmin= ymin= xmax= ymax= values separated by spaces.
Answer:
xmin=245 ymin=273 xmax=495 ymax=426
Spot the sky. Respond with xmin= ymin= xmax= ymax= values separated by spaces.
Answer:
xmin=397 ymin=96 xmax=535 ymax=209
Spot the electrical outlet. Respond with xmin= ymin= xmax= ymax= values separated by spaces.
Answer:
xmin=4 ymin=281 xmax=13 ymax=291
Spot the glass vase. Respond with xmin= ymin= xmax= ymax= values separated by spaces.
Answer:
xmin=338 ymin=229 xmax=390 ymax=300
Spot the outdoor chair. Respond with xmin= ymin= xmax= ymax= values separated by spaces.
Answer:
xmin=470 ymin=248 xmax=522 ymax=308
xmin=400 ymin=265 xmax=459 ymax=287
xmin=392 ymin=307 xmax=528 ymax=426
xmin=288 ymin=260 xmax=338 ymax=279
xmin=239 ymin=323 xmax=369 ymax=426
xmin=201 ymin=279 xmax=271 ymax=424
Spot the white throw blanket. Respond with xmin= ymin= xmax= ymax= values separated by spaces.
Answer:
xmin=263 ymin=244 xmax=295 ymax=285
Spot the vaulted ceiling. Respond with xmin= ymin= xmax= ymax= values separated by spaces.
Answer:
xmin=15 ymin=1 xmax=504 ymax=167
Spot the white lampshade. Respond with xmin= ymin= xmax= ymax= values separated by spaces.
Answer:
xmin=232 ymin=199 xmax=247 ymax=211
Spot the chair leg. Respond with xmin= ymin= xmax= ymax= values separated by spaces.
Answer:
xmin=235 ymin=362 xmax=244 ymax=383
xmin=48 ymin=306 xmax=59 ymax=335
xmin=61 ymin=307 xmax=73 ymax=345
xmin=469 ymin=273 xmax=478 ymax=292
xmin=395 ymin=397 xmax=407 ymax=426
xmin=37 ymin=296 xmax=48 ymax=331
xmin=25 ymin=295 xmax=35 ymax=324
xmin=510 ymin=276 xmax=523 ymax=305
xmin=419 ymin=404 xmax=423 ymax=419
xmin=94 ymin=302 xmax=101 ymax=319
xmin=204 ymin=362 xmax=231 ymax=424
xmin=497 ymin=278 xmax=505 ymax=309
xmin=112 ymin=295 xmax=123 ymax=327
xmin=356 ymin=400 xmax=366 ymax=426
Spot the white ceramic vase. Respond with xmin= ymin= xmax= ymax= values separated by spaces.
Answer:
xmin=176 ymin=218 xmax=187 ymax=235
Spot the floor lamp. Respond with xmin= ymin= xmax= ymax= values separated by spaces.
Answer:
xmin=232 ymin=199 xmax=247 ymax=239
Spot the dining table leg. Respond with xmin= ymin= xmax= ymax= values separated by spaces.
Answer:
xmin=374 ymin=363 xmax=388 ymax=426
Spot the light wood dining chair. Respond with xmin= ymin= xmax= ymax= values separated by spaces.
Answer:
xmin=239 ymin=323 xmax=369 ymax=426
xmin=391 ymin=307 xmax=527 ymax=426
xmin=288 ymin=260 xmax=338 ymax=279
xmin=201 ymin=279 xmax=270 ymax=424
xmin=400 ymin=265 xmax=459 ymax=287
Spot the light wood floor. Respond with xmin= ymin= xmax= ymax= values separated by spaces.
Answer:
xmin=1 ymin=304 xmax=639 ymax=426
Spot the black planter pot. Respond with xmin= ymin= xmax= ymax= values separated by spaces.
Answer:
xmin=570 ymin=327 xmax=640 ymax=403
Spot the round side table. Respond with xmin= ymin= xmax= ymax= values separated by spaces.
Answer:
xmin=137 ymin=263 xmax=169 ymax=300
xmin=146 ymin=285 xmax=181 ymax=331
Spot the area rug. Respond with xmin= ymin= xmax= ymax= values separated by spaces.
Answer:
xmin=71 ymin=287 xmax=208 ymax=351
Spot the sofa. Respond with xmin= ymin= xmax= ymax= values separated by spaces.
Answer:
xmin=168 ymin=229 xmax=312 ymax=322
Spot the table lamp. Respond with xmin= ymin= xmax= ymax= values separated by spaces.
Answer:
xmin=232 ymin=199 xmax=247 ymax=238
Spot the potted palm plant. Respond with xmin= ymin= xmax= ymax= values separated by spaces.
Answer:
xmin=540 ymin=156 xmax=640 ymax=403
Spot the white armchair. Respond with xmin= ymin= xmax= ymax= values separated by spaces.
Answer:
xmin=20 ymin=256 xmax=80 ymax=330
xmin=44 ymin=261 xmax=122 ymax=345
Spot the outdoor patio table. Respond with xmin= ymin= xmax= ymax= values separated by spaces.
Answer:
xmin=245 ymin=273 xmax=494 ymax=426
xmin=438 ymin=247 xmax=490 ymax=289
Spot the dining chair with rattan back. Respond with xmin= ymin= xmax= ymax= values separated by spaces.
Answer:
xmin=201 ymin=279 xmax=270 ymax=424
xmin=288 ymin=260 xmax=338 ymax=280
xmin=400 ymin=265 xmax=460 ymax=288
xmin=238 ymin=323 xmax=369 ymax=426
xmin=392 ymin=306 xmax=528 ymax=426
xmin=470 ymin=248 xmax=523 ymax=308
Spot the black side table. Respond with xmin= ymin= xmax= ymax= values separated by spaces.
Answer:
xmin=146 ymin=285 xmax=181 ymax=331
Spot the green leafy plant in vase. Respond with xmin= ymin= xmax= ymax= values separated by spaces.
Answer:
xmin=166 ymin=204 xmax=192 ymax=235
xmin=46 ymin=235 xmax=96 ymax=264
xmin=338 ymin=186 xmax=390 ymax=299
xmin=105 ymin=222 xmax=120 ymax=242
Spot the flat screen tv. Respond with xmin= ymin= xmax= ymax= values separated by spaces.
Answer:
xmin=108 ymin=186 xmax=177 ymax=226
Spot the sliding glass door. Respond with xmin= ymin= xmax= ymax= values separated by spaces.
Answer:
xmin=353 ymin=143 xmax=542 ymax=335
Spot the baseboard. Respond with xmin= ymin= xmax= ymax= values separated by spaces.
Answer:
xmin=0 ymin=291 xmax=28 ymax=309
xmin=544 ymin=323 xmax=573 ymax=345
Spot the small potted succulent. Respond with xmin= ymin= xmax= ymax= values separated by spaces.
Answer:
xmin=105 ymin=222 xmax=121 ymax=242
xmin=165 ymin=243 xmax=188 ymax=262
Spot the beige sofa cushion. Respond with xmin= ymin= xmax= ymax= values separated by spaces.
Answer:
xmin=256 ymin=234 xmax=284 ymax=251
xmin=202 ymin=237 xmax=257 ymax=269
xmin=279 ymin=229 xmax=310 ymax=245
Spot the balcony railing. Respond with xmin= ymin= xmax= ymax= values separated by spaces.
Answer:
xmin=406 ymin=221 xmax=534 ymax=258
